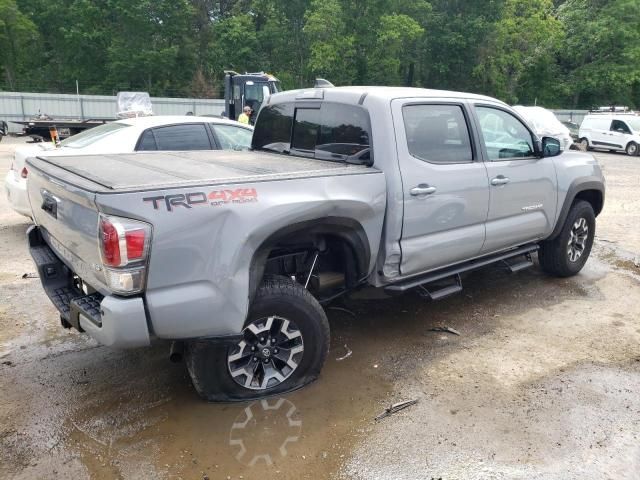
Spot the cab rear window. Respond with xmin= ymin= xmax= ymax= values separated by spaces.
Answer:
xmin=252 ymin=102 xmax=372 ymax=163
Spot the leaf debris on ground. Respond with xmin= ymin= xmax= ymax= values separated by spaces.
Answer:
xmin=336 ymin=344 xmax=353 ymax=361
xmin=375 ymin=399 xmax=419 ymax=421
xmin=429 ymin=326 xmax=461 ymax=336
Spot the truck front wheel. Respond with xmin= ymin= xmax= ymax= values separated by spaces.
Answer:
xmin=185 ymin=276 xmax=330 ymax=402
xmin=538 ymin=200 xmax=595 ymax=277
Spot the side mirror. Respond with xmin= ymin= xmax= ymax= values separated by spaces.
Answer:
xmin=541 ymin=137 xmax=562 ymax=157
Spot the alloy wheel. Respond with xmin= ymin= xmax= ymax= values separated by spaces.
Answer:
xmin=227 ymin=316 xmax=304 ymax=390
xmin=567 ymin=217 xmax=589 ymax=262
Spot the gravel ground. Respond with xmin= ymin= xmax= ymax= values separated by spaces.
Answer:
xmin=0 ymin=136 xmax=639 ymax=480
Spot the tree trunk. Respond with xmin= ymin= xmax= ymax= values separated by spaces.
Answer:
xmin=405 ymin=62 xmax=415 ymax=87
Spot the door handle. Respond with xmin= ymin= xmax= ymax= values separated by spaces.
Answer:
xmin=410 ymin=184 xmax=437 ymax=196
xmin=491 ymin=176 xmax=510 ymax=186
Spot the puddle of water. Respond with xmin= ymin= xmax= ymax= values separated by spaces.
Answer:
xmin=1 ymin=249 xmax=623 ymax=480
xmin=63 ymin=352 xmax=391 ymax=479
xmin=30 ymin=310 xmax=397 ymax=480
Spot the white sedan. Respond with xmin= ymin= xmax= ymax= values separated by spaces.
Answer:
xmin=5 ymin=115 xmax=253 ymax=217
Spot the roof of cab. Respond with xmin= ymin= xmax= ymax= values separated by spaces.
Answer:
xmin=269 ymin=86 xmax=505 ymax=107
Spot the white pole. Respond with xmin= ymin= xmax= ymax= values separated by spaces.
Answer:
xmin=76 ymin=80 xmax=81 ymax=120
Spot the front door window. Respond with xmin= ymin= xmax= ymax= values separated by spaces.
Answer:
xmin=476 ymin=107 xmax=535 ymax=160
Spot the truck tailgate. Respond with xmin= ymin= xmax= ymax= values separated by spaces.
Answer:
xmin=26 ymin=161 xmax=108 ymax=293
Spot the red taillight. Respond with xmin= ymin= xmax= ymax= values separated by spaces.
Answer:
xmin=100 ymin=217 xmax=121 ymax=267
xmin=98 ymin=215 xmax=151 ymax=294
xmin=20 ymin=167 xmax=28 ymax=179
xmin=99 ymin=215 xmax=150 ymax=268
xmin=125 ymin=229 xmax=146 ymax=260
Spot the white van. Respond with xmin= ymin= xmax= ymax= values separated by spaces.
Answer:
xmin=578 ymin=113 xmax=640 ymax=156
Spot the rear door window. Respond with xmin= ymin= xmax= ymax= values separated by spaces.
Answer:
xmin=403 ymin=104 xmax=473 ymax=164
xmin=152 ymin=124 xmax=212 ymax=150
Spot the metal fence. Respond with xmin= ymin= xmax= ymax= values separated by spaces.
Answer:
xmin=0 ymin=91 xmax=226 ymax=133
xmin=551 ymin=110 xmax=589 ymax=126
xmin=1 ymin=91 xmax=591 ymax=134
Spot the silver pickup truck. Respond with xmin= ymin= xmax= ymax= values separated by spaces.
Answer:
xmin=26 ymin=86 xmax=605 ymax=401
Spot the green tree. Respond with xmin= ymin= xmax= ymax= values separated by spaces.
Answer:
xmin=6 ymin=0 xmax=640 ymax=109
xmin=105 ymin=0 xmax=197 ymax=95
xmin=208 ymin=13 xmax=259 ymax=73
xmin=303 ymin=0 xmax=356 ymax=85
xmin=0 ymin=0 xmax=40 ymax=90
xmin=421 ymin=1 xmax=501 ymax=92
xmin=473 ymin=0 xmax=563 ymax=104
xmin=368 ymin=13 xmax=424 ymax=85
xmin=558 ymin=0 xmax=640 ymax=108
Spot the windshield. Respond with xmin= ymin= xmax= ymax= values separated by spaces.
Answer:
xmin=59 ymin=122 xmax=130 ymax=149
xmin=626 ymin=117 xmax=640 ymax=132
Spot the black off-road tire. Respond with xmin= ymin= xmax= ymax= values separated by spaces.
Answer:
xmin=185 ymin=276 xmax=330 ymax=402
xmin=538 ymin=200 xmax=595 ymax=277
xmin=626 ymin=142 xmax=639 ymax=156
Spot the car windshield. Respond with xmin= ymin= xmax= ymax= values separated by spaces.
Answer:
xmin=59 ymin=122 xmax=131 ymax=149
xmin=626 ymin=117 xmax=640 ymax=132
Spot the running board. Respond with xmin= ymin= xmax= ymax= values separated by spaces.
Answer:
xmin=502 ymin=254 xmax=534 ymax=273
xmin=384 ymin=244 xmax=539 ymax=295
xmin=417 ymin=274 xmax=463 ymax=301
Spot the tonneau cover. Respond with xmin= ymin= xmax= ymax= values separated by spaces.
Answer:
xmin=27 ymin=150 xmax=377 ymax=193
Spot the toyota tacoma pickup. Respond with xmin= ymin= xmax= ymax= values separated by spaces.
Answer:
xmin=25 ymin=86 xmax=605 ymax=401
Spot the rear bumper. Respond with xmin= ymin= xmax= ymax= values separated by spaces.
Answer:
xmin=27 ymin=226 xmax=151 ymax=348
xmin=4 ymin=170 xmax=32 ymax=217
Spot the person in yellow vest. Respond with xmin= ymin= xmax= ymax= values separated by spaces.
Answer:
xmin=238 ymin=106 xmax=252 ymax=125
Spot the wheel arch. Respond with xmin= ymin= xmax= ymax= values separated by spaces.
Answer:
xmin=547 ymin=180 xmax=604 ymax=240
xmin=248 ymin=216 xmax=371 ymax=302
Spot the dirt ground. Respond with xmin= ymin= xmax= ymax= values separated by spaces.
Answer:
xmin=0 ymin=136 xmax=639 ymax=480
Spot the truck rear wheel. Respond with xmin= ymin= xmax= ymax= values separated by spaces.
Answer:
xmin=538 ymin=200 xmax=595 ymax=277
xmin=185 ymin=276 xmax=330 ymax=402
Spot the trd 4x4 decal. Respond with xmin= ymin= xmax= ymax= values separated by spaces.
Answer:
xmin=144 ymin=188 xmax=258 ymax=212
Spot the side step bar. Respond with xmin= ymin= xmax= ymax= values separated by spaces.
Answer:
xmin=502 ymin=254 xmax=534 ymax=273
xmin=417 ymin=274 xmax=463 ymax=301
xmin=384 ymin=243 xmax=539 ymax=296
